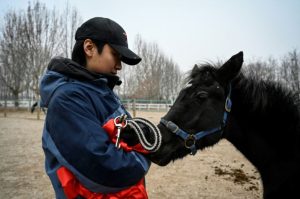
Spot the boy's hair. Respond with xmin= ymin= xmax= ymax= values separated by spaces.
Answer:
xmin=71 ymin=40 xmax=105 ymax=66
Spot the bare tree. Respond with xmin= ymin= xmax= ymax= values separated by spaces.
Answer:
xmin=0 ymin=1 xmax=82 ymax=117
xmin=21 ymin=1 xmax=65 ymax=114
xmin=23 ymin=1 xmax=82 ymax=96
xmin=160 ymin=58 xmax=182 ymax=101
xmin=117 ymin=35 xmax=182 ymax=100
xmin=0 ymin=11 xmax=30 ymax=107
xmin=62 ymin=2 xmax=82 ymax=58
xmin=279 ymin=49 xmax=300 ymax=92
xmin=243 ymin=57 xmax=277 ymax=82
xmin=22 ymin=1 xmax=82 ymax=119
xmin=114 ymin=64 xmax=138 ymax=98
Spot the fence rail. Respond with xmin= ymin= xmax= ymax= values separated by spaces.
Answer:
xmin=124 ymin=103 xmax=171 ymax=111
xmin=0 ymin=99 xmax=34 ymax=109
xmin=0 ymin=99 xmax=172 ymax=111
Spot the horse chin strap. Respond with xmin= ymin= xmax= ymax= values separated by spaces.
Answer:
xmin=160 ymin=84 xmax=232 ymax=156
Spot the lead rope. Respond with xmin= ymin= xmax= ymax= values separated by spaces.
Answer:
xmin=127 ymin=117 xmax=162 ymax=152
xmin=115 ymin=115 xmax=162 ymax=153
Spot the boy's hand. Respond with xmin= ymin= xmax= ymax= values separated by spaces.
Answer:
xmin=120 ymin=126 xmax=140 ymax=146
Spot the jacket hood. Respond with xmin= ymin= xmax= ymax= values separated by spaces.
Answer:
xmin=39 ymin=57 xmax=121 ymax=107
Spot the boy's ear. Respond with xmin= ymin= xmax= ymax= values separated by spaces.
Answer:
xmin=217 ymin=51 xmax=244 ymax=84
xmin=83 ymin=39 xmax=95 ymax=57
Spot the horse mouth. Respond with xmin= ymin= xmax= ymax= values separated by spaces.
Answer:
xmin=148 ymin=151 xmax=173 ymax=166
xmin=150 ymin=157 xmax=171 ymax=166
xmin=149 ymin=146 xmax=189 ymax=166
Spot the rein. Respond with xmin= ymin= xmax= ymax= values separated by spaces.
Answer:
xmin=160 ymin=84 xmax=232 ymax=155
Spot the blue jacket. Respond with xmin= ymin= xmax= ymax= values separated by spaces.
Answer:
xmin=40 ymin=57 xmax=150 ymax=198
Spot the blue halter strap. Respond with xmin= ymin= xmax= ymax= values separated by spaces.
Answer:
xmin=160 ymin=84 xmax=232 ymax=155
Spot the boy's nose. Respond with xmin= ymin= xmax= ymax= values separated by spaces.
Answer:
xmin=116 ymin=61 xmax=122 ymax=70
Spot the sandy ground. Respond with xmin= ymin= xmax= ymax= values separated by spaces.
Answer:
xmin=0 ymin=111 xmax=263 ymax=199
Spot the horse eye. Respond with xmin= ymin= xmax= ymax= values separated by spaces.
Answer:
xmin=196 ymin=91 xmax=208 ymax=98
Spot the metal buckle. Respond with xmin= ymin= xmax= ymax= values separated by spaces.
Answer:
xmin=114 ymin=115 xmax=128 ymax=149
xmin=184 ymin=134 xmax=196 ymax=149
xmin=114 ymin=115 xmax=128 ymax=128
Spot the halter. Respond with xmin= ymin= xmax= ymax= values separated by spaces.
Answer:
xmin=160 ymin=84 xmax=232 ymax=155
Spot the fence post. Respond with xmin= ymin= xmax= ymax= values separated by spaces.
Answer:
xmin=37 ymin=105 xmax=41 ymax=120
xmin=4 ymin=98 xmax=7 ymax=117
xmin=28 ymin=99 xmax=32 ymax=112
xmin=132 ymin=99 xmax=136 ymax=117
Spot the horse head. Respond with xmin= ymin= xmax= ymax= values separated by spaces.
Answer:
xmin=150 ymin=51 xmax=244 ymax=166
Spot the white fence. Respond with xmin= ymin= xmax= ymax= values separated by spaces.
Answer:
xmin=0 ymin=100 xmax=172 ymax=111
xmin=125 ymin=103 xmax=172 ymax=111
xmin=0 ymin=100 xmax=34 ymax=109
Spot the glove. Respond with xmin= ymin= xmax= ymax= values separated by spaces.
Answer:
xmin=120 ymin=125 xmax=140 ymax=146
xmin=102 ymin=119 xmax=150 ymax=154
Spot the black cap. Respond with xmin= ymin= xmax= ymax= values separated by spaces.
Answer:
xmin=75 ymin=17 xmax=141 ymax=65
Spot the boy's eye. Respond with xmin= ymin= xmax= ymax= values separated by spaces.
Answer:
xmin=112 ymin=52 xmax=121 ymax=58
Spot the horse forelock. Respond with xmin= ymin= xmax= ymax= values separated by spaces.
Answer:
xmin=186 ymin=63 xmax=218 ymax=85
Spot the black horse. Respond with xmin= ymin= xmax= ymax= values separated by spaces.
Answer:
xmin=148 ymin=52 xmax=300 ymax=199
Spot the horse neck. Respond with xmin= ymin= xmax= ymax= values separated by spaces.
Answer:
xmin=224 ymin=75 xmax=300 ymax=174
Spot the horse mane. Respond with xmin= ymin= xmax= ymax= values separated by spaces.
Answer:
xmin=185 ymin=63 xmax=217 ymax=85
xmin=235 ymin=75 xmax=300 ymax=112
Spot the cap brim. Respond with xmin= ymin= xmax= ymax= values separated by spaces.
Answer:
xmin=110 ymin=44 xmax=141 ymax=65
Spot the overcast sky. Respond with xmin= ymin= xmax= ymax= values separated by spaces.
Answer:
xmin=0 ymin=0 xmax=299 ymax=71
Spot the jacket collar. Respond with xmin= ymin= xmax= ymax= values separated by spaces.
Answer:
xmin=48 ymin=57 xmax=122 ymax=89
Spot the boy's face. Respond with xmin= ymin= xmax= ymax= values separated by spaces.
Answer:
xmin=85 ymin=40 xmax=122 ymax=75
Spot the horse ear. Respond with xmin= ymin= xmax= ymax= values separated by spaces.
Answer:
xmin=191 ymin=64 xmax=199 ymax=78
xmin=217 ymin=51 xmax=243 ymax=84
xmin=192 ymin=64 xmax=199 ymax=74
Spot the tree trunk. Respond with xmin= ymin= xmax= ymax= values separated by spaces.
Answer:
xmin=13 ymin=92 xmax=19 ymax=109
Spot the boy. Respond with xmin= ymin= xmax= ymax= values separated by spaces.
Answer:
xmin=40 ymin=17 xmax=149 ymax=198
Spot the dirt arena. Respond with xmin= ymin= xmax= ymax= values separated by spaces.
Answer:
xmin=0 ymin=111 xmax=263 ymax=199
